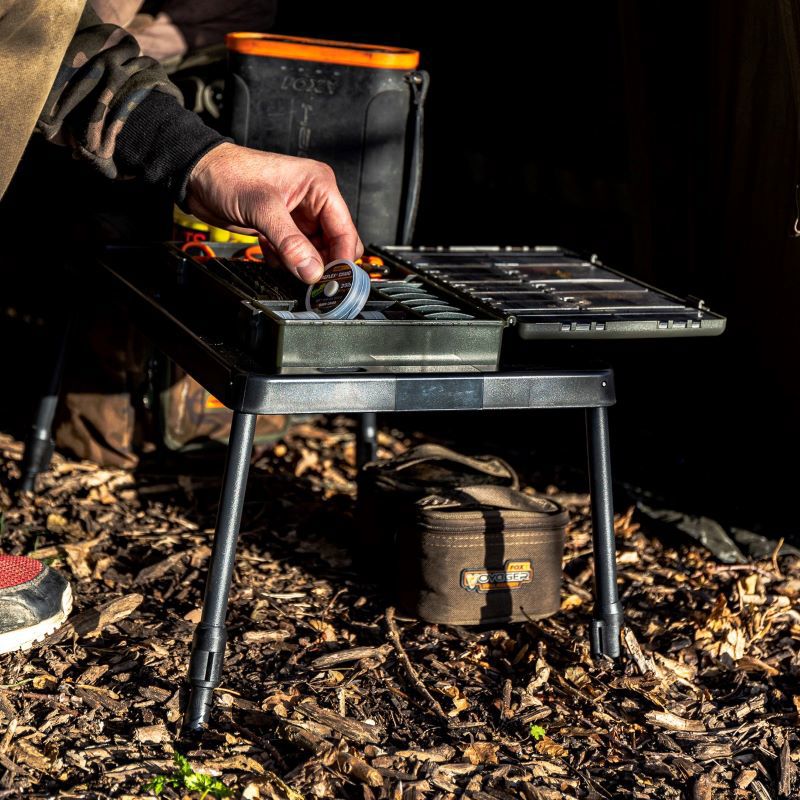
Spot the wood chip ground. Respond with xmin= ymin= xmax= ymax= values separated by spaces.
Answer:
xmin=0 ymin=418 xmax=797 ymax=799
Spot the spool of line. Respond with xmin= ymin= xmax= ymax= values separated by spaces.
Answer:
xmin=306 ymin=259 xmax=370 ymax=319
xmin=271 ymin=310 xmax=321 ymax=319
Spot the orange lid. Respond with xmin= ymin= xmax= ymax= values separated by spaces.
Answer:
xmin=227 ymin=33 xmax=419 ymax=70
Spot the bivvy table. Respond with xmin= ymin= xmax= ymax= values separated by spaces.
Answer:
xmin=21 ymin=252 xmax=624 ymax=733
xmin=185 ymin=375 xmax=622 ymax=730
xmin=180 ymin=373 xmax=621 ymax=731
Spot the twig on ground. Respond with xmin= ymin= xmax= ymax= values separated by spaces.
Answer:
xmin=385 ymin=607 xmax=448 ymax=720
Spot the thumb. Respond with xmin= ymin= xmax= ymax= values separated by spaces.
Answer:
xmin=257 ymin=201 xmax=324 ymax=283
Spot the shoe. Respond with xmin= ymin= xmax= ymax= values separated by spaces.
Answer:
xmin=0 ymin=556 xmax=72 ymax=654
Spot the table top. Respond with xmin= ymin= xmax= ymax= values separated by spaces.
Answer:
xmin=95 ymin=251 xmax=615 ymax=415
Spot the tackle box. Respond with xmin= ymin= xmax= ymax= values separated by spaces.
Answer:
xmin=98 ymin=243 xmax=725 ymax=375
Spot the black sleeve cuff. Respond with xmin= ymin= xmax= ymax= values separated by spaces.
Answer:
xmin=115 ymin=89 xmax=231 ymax=202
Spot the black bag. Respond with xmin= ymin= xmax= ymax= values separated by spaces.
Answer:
xmin=225 ymin=33 xmax=429 ymax=246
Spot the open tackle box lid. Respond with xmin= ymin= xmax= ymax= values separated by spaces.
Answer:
xmin=371 ymin=245 xmax=726 ymax=340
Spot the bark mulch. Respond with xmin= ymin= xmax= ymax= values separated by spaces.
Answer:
xmin=0 ymin=418 xmax=797 ymax=800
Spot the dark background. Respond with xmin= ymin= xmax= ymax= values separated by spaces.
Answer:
xmin=275 ymin=1 xmax=800 ymax=534
xmin=3 ymin=2 xmax=798 ymax=533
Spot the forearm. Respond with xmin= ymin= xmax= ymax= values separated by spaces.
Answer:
xmin=35 ymin=4 xmax=226 ymax=198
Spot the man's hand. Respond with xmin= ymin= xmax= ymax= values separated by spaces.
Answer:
xmin=185 ymin=142 xmax=363 ymax=283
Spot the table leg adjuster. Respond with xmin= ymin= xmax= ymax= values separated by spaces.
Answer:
xmin=590 ymin=601 xmax=623 ymax=659
xmin=188 ymin=623 xmax=228 ymax=688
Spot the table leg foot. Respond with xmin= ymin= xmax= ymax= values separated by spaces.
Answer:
xmin=184 ymin=623 xmax=228 ymax=733
xmin=184 ymin=687 xmax=215 ymax=734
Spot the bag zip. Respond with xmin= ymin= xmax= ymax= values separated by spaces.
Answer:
xmin=419 ymin=517 xmax=567 ymax=533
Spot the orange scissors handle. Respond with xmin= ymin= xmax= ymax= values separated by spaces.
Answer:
xmin=181 ymin=241 xmax=216 ymax=259
xmin=243 ymin=245 xmax=264 ymax=261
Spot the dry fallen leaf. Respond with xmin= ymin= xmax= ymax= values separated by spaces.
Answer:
xmin=560 ymin=594 xmax=583 ymax=611
xmin=134 ymin=724 xmax=169 ymax=744
xmin=440 ymin=684 xmax=470 ymax=716
xmin=308 ymin=619 xmax=337 ymax=642
xmin=535 ymin=737 xmax=568 ymax=758
xmin=31 ymin=674 xmax=57 ymax=690
xmin=695 ymin=594 xmax=749 ymax=660
xmin=463 ymin=741 xmax=499 ymax=765
xmin=45 ymin=513 xmax=68 ymax=533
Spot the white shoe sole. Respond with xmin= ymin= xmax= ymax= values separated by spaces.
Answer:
xmin=0 ymin=582 xmax=73 ymax=654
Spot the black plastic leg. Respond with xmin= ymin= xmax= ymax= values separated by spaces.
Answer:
xmin=184 ymin=411 xmax=257 ymax=733
xmin=585 ymin=407 xmax=622 ymax=659
xmin=19 ymin=327 xmax=70 ymax=493
xmin=355 ymin=412 xmax=378 ymax=468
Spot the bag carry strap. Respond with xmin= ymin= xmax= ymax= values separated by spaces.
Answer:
xmin=372 ymin=443 xmax=518 ymax=487
xmin=399 ymin=70 xmax=430 ymax=245
xmin=419 ymin=484 xmax=564 ymax=516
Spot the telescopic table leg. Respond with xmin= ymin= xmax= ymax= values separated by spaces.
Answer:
xmin=184 ymin=411 xmax=257 ymax=733
xmin=19 ymin=326 xmax=70 ymax=493
xmin=355 ymin=412 xmax=378 ymax=468
xmin=585 ymin=407 xmax=622 ymax=659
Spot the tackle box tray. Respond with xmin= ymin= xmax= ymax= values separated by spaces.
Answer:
xmin=98 ymin=243 xmax=506 ymax=374
xmin=98 ymin=243 xmax=725 ymax=376
xmin=372 ymin=245 xmax=726 ymax=340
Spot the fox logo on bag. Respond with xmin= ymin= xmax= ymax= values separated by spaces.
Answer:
xmin=461 ymin=560 xmax=534 ymax=593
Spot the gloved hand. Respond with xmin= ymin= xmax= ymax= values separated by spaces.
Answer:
xmin=185 ymin=142 xmax=363 ymax=283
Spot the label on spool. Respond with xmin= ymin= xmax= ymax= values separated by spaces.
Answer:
xmin=308 ymin=262 xmax=355 ymax=314
xmin=306 ymin=259 xmax=370 ymax=319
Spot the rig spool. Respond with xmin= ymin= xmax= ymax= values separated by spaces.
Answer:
xmin=306 ymin=259 xmax=370 ymax=319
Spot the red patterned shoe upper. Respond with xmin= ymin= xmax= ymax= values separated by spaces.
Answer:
xmin=0 ymin=556 xmax=43 ymax=590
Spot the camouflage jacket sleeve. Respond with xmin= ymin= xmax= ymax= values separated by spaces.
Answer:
xmin=35 ymin=4 xmax=225 ymax=198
